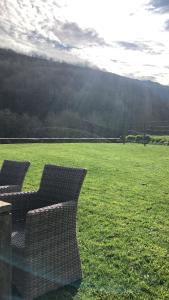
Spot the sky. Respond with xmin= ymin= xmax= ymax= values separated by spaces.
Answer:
xmin=0 ymin=0 xmax=169 ymax=85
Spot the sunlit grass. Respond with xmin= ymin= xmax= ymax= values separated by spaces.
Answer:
xmin=0 ymin=143 xmax=169 ymax=300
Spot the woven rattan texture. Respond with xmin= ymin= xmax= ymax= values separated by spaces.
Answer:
xmin=0 ymin=164 xmax=87 ymax=300
xmin=0 ymin=160 xmax=30 ymax=192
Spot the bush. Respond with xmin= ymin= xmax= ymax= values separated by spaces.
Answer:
xmin=126 ymin=134 xmax=169 ymax=145
xmin=126 ymin=135 xmax=136 ymax=142
xmin=126 ymin=135 xmax=151 ymax=143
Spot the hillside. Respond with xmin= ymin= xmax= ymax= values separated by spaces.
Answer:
xmin=0 ymin=48 xmax=169 ymax=137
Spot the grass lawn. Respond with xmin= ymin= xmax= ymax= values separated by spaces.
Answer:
xmin=0 ymin=143 xmax=169 ymax=300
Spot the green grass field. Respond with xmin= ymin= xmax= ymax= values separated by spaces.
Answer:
xmin=0 ymin=143 xmax=169 ymax=300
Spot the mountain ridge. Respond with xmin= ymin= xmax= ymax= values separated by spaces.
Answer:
xmin=1 ymin=47 xmax=169 ymax=90
xmin=0 ymin=48 xmax=169 ymax=138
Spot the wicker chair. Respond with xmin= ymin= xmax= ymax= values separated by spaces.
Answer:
xmin=0 ymin=160 xmax=30 ymax=193
xmin=0 ymin=164 xmax=87 ymax=300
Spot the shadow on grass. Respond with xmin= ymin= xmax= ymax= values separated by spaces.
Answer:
xmin=12 ymin=280 xmax=82 ymax=300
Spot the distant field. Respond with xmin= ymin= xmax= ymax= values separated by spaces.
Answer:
xmin=0 ymin=143 xmax=169 ymax=300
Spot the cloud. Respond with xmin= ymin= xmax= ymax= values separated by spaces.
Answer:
xmin=132 ymin=74 xmax=158 ymax=82
xmin=0 ymin=0 xmax=109 ymax=73
xmin=0 ymin=0 xmax=107 ymax=55
xmin=115 ymin=41 xmax=141 ymax=51
xmin=111 ymin=59 xmax=128 ymax=65
xmin=115 ymin=41 xmax=163 ymax=55
xmin=148 ymin=0 xmax=169 ymax=13
xmin=56 ymin=21 xmax=108 ymax=48
xmin=144 ymin=64 xmax=157 ymax=68
xmin=26 ymin=30 xmax=74 ymax=51
xmin=164 ymin=20 xmax=169 ymax=30
xmin=26 ymin=20 xmax=108 ymax=51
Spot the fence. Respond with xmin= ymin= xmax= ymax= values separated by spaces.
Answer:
xmin=0 ymin=138 xmax=121 ymax=144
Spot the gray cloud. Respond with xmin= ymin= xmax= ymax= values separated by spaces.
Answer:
xmin=56 ymin=21 xmax=108 ymax=48
xmin=115 ymin=41 xmax=162 ymax=55
xmin=148 ymin=0 xmax=169 ymax=13
xmin=116 ymin=41 xmax=141 ymax=51
xmin=164 ymin=20 xmax=169 ymax=30
xmin=138 ymin=75 xmax=158 ymax=82
xmin=27 ymin=20 xmax=107 ymax=50
xmin=26 ymin=30 xmax=74 ymax=51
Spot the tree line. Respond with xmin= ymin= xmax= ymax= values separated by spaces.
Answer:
xmin=0 ymin=48 xmax=169 ymax=137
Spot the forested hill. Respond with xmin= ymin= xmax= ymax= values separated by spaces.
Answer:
xmin=0 ymin=48 xmax=169 ymax=138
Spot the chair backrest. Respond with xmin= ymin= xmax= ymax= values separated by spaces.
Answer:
xmin=0 ymin=160 xmax=30 ymax=187
xmin=38 ymin=164 xmax=87 ymax=205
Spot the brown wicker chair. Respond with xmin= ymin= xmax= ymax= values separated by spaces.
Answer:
xmin=0 ymin=160 xmax=30 ymax=193
xmin=0 ymin=164 xmax=87 ymax=300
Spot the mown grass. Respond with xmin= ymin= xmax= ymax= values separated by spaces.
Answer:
xmin=0 ymin=143 xmax=169 ymax=300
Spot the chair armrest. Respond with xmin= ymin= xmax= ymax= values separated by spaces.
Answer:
xmin=26 ymin=201 xmax=77 ymax=248
xmin=0 ymin=185 xmax=21 ymax=193
xmin=0 ymin=191 xmax=38 ymax=222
